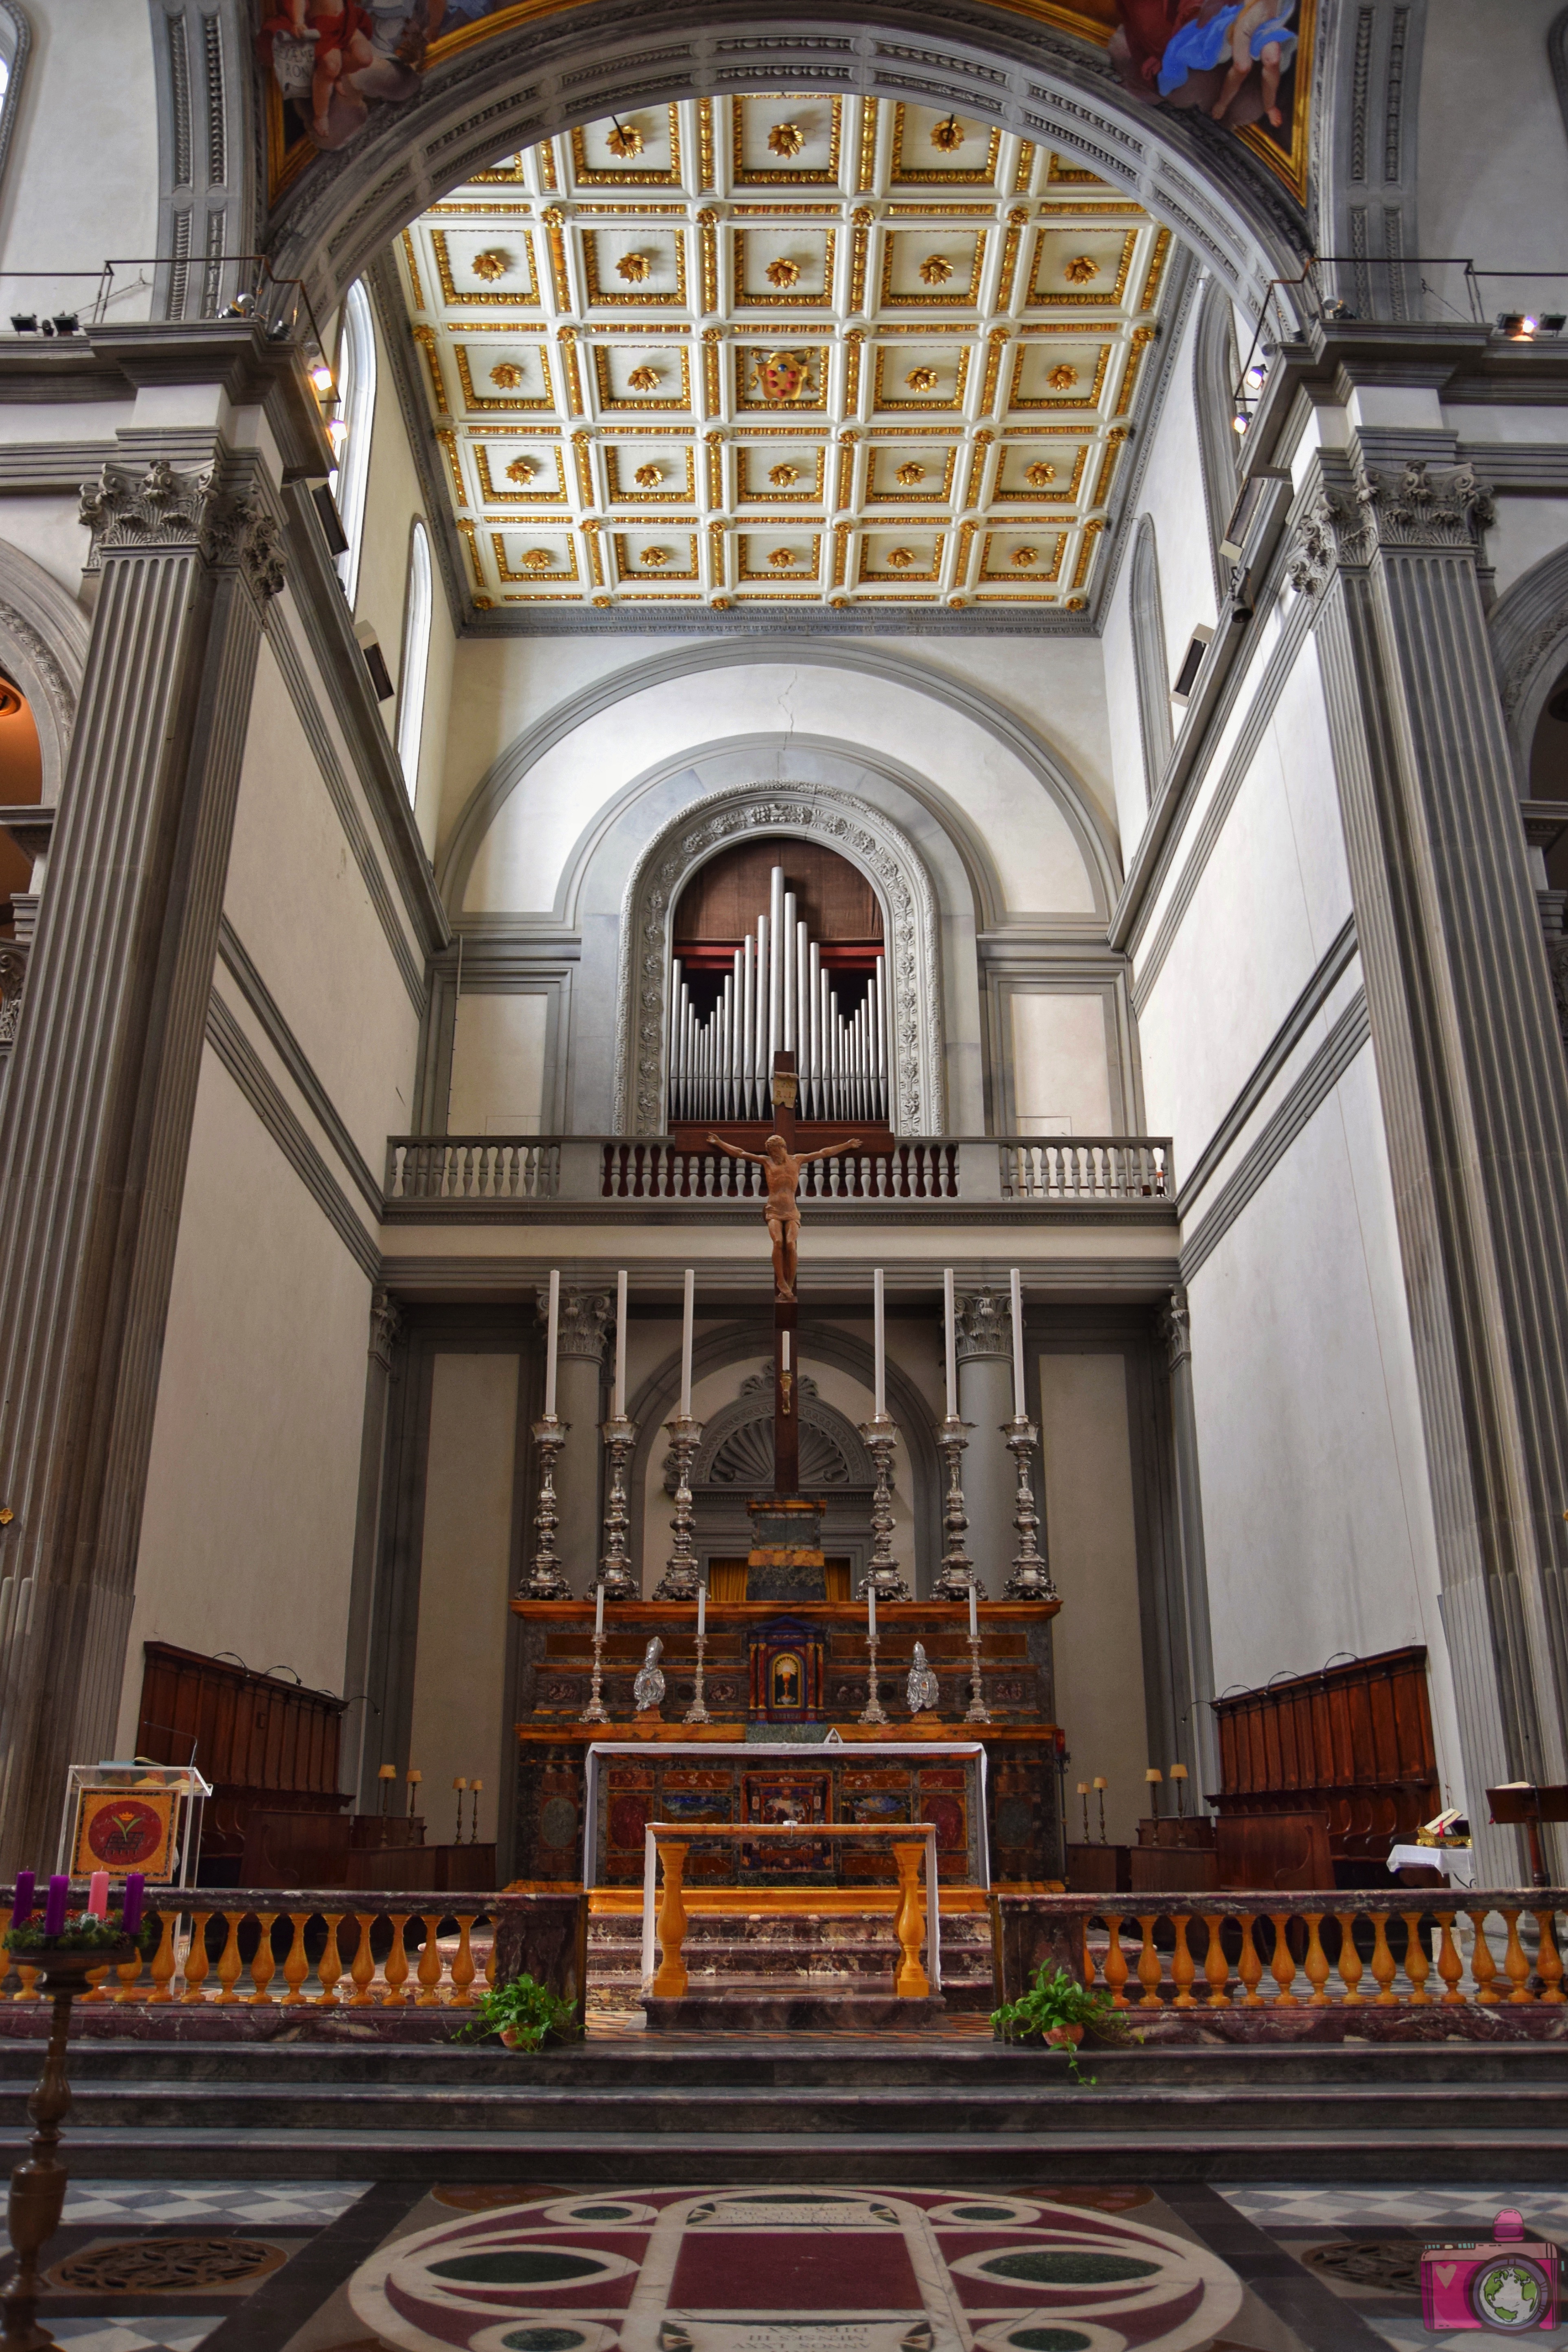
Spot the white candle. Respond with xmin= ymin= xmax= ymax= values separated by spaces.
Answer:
xmin=1010 ymin=1266 xmax=1026 ymax=1420
xmin=873 ymin=1267 xmax=886 ymax=1418
xmin=544 ymin=1268 xmax=560 ymax=1419
xmin=679 ymin=1268 xmax=694 ymax=1417
xmin=868 ymin=1582 xmax=876 ymax=1641
xmin=594 ymin=1581 xmax=604 ymax=1637
xmin=943 ymin=1268 xmax=957 ymax=1421
xmin=698 ymin=1579 xmax=706 ymax=1638
xmin=613 ymin=1268 xmax=628 ymax=1418
xmin=968 ymin=1583 xmax=978 ymax=1641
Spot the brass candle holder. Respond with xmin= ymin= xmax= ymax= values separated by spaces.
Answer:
xmin=860 ymin=1624 xmax=889 ymax=1726
xmin=580 ymin=1606 xmax=611 ymax=1726
xmin=931 ymin=1414 xmax=981 ymax=1602
xmin=964 ymin=1629 xmax=991 ymax=1724
xmin=684 ymin=1627 xmax=712 ymax=1725
xmin=1093 ymin=1775 xmax=1107 ymax=1843
xmin=1077 ymin=1780 xmax=1091 ymax=1840
xmin=1001 ymin=1412 xmax=1057 ymax=1601
xmin=856 ymin=1414 xmax=912 ymax=1603
xmin=654 ymin=1413 xmax=704 ymax=1600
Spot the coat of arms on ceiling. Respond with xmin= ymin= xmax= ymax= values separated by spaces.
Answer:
xmin=747 ymin=351 xmax=817 ymax=404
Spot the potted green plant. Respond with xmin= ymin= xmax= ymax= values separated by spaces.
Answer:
xmin=990 ymin=1963 xmax=1134 ymax=2084
xmin=455 ymin=1972 xmax=581 ymax=2052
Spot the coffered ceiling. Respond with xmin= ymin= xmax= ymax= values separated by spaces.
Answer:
xmin=390 ymin=95 xmax=1175 ymax=620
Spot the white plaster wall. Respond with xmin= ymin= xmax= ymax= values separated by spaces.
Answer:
xmin=224 ymin=633 xmax=423 ymax=1159
xmin=116 ymin=1044 xmax=372 ymax=1748
xmin=461 ymin=660 xmax=1100 ymax=920
xmin=1037 ymin=1350 xmax=1149 ymax=1847
xmin=1137 ymin=631 xmax=1353 ymax=1169
xmin=1418 ymin=2 xmax=1568 ymax=277
xmin=1010 ymin=993 xmax=1113 ymax=1133
xmin=0 ymin=6 xmax=158 ymax=321
xmin=449 ymin=994 xmax=550 ymax=1133
xmin=0 ymin=490 xmax=99 ymax=606
xmin=408 ymin=1353 xmax=520 ymax=1845
xmin=1187 ymin=1048 xmax=1464 ymax=1807
xmin=353 ymin=305 xmax=455 ymax=861
xmin=1480 ymin=494 xmax=1568 ymax=607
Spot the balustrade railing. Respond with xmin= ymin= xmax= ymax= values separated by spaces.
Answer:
xmin=384 ymin=1135 xmax=1175 ymax=1208
xmin=999 ymin=1891 xmax=1566 ymax=2012
xmin=0 ymin=1897 xmax=498 ymax=2009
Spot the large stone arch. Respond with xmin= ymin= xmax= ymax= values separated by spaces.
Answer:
xmin=1488 ymin=540 xmax=1568 ymax=789
xmin=613 ymin=777 xmax=948 ymax=1135
xmin=227 ymin=2 xmax=1317 ymax=329
xmin=437 ymin=636 xmax=1120 ymax=920
xmin=0 ymin=540 xmax=90 ymax=804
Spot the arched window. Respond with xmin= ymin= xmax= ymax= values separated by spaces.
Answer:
xmin=395 ymin=520 xmax=433 ymax=805
xmin=0 ymin=7 xmax=30 ymax=194
xmin=1193 ymin=277 xmax=1241 ymax=600
xmin=331 ymin=280 xmax=377 ymax=605
xmin=1130 ymin=516 xmax=1172 ymax=809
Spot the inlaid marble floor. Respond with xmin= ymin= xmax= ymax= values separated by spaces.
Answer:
xmin=26 ymin=2179 xmax=1568 ymax=2352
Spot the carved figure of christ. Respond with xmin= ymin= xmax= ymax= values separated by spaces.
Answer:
xmin=704 ymin=1133 xmax=861 ymax=1299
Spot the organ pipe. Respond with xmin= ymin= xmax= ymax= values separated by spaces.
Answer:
xmin=669 ymin=865 xmax=889 ymax=1127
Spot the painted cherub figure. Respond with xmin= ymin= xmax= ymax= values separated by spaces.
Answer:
xmin=704 ymin=1131 xmax=861 ymax=1299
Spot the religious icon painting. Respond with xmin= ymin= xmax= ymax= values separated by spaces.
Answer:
xmin=768 ymin=1650 xmax=806 ymax=1714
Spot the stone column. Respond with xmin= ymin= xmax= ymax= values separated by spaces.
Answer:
xmin=1159 ymin=1288 xmax=1218 ymax=1800
xmin=345 ymin=1289 xmax=402 ymax=1807
xmin=539 ymin=1286 xmax=611 ymax=1595
xmin=1293 ymin=443 xmax=1568 ymax=1880
xmin=955 ymin=1289 xmax=1016 ymax=1594
xmin=0 ymin=449 xmax=285 ymax=1865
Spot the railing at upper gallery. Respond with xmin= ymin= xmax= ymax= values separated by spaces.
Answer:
xmin=384 ymin=1135 xmax=1173 ymax=1208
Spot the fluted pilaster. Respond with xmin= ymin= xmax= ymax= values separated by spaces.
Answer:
xmin=0 ymin=449 xmax=284 ymax=1862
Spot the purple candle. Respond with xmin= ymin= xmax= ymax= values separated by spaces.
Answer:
xmin=11 ymin=1871 xmax=33 ymax=1925
xmin=121 ymin=1874 xmax=144 ymax=1935
xmin=43 ymin=1875 xmax=68 ymax=1937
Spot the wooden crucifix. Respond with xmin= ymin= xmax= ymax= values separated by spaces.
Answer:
xmin=706 ymin=1051 xmax=859 ymax=1495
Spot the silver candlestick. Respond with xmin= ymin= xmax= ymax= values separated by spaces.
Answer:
xmin=964 ymin=1630 xmax=992 ymax=1724
xmin=519 ymin=1416 xmax=572 ymax=1600
xmin=684 ymin=1627 xmax=712 ymax=1725
xmin=931 ymin=1414 xmax=982 ymax=1601
xmin=598 ymin=1414 xmax=640 ymax=1599
xmin=1002 ymin=1413 xmax=1057 ymax=1601
xmin=579 ymin=1614 xmax=610 ymax=1725
xmin=653 ymin=1413 xmax=704 ymax=1599
xmin=855 ymin=1414 xmax=912 ymax=1603
xmin=860 ymin=1622 xmax=889 ymax=1725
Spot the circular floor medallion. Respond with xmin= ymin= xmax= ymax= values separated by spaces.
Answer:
xmin=49 ymin=2237 xmax=285 ymax=2292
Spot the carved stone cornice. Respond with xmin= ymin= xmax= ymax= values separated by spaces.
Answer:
xmin=1289 ymin=458 xmax=1496 ymax=597
xmin=79 ymin=461 xmax=286 ymax=599
xmin=368 ymin=1287 xmax=402 ymax=1370
xmin=0 ymin=940 xmax=26 ymax=1046
xmin=538 ymin=1284 xmax=612 ymax=1362
xmin=954 ymin=1287 xmax=1013 ymax=1365
xmin=1160 ymin=1285 xmax=1192 ymax=1373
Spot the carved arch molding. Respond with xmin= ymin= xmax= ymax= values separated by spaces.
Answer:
xmin=670 ymin=1372 xmax=874 ymax=1495
xmin=614 ymin=782 xmax=947 ymax=1137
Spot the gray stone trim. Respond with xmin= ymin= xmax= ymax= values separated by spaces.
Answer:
xmin=365 ymin=253 xmax=470 ymax=647
xmin=1456 ymin=443 xmax=1568 ymax=493
xmin=1083 ymin=244 xmax=1200 ymax=624
xmin=1177 ymin=914 xmax=1359 ymax=1219
xmin=1129 ymin=515 xmax=1173 ymax=810
xmin=278 ymin=479 xmax=449 ymax=963
xmin=378 ymin=1251 xmax=1181 ymax=1296
xmin=150 ymin=1 xmax=253 ymax=324
xmin=1129 ymin=580 xmax=1316 ymax=1004
xmin=613 ymin=781 xmax=946 ymax=1135
xmin=204 ymin=988 xmax=381 ymax=1284
xmin=1179 ymin=988 xmax=1371 ymax=1284
xmin=0 ymin=5 xmax=31 ymax=202
xmin=261 ymin=604 xmax=428 ymax=1018
xmin=1551 ymin=7 xmax=1568 ymax=152
xmin=215 ymin=915 xmax=382 ymax=1218
xmin=1486 ymin=536 xmax=1568 ymax=791
xmin=1192 ymin=277 xmax=1241 ymax=604
xmin=1311 ymin=0 xmax=1427 ymax=314
xmin=435 ymin=637 xmax=1121 ymax=921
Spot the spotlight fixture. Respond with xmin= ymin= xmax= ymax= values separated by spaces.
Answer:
xmin=1244 ymin=359 xmax=1267 ymax=390
xmin=221 ymin=293 xmax=255 ymax=319
xmin=1495 ymin=311 xmax=1565 ymax=340
xmin=1232 ymin=406 xmax=1250 ymax=435
xmin=308 ymin=358 xmax=334 ymax=393
xmin=1319 ymin=296 xmax=1355 ymax=323
xmin=9 ymin=313 xmax=35 ymax=333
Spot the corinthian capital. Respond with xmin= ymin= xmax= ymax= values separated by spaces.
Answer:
xmin=1290 ymin=457 xmax=1496 ymax=596
xmin=538 ymin=1284 xmax=613 ymax=1362
xmin=79 ymin=460 xmax=285 ymax=598
xmin=953 ymin=1286 xmax=1012 ymax=1364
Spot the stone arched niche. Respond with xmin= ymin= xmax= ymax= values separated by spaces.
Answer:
xmin=614 ymin=782 xmax=947 ymax=1136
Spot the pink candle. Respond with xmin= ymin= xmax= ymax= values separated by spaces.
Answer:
xmin=86 ymin=1871 xmax=110 ymax=1921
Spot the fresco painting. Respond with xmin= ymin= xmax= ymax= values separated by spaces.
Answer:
xmin=259 ymin=0 xmax=1313 ymax=202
